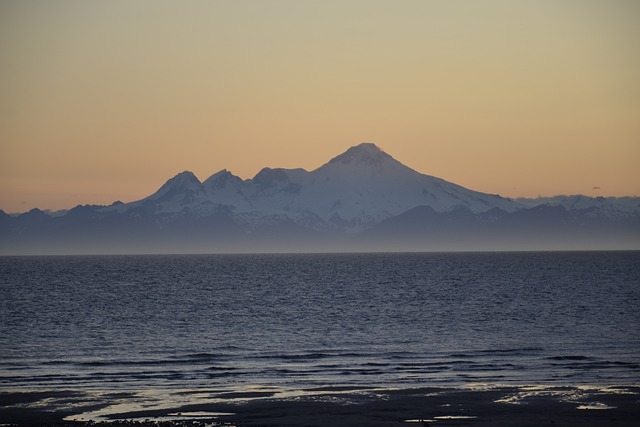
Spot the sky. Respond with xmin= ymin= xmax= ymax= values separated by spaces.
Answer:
xmin=1 ymin=0 xmax=639 ymax=212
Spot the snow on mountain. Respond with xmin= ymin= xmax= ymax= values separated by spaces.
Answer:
xmin=247 ymin=167 xmax=304 ymax=212
xmin=103 ymin=143 xmax=527 ymax=230
xmin=104 ymin=143 xmax=635 ymax=231
xmin=202 ymin=169 xmax=254 ymax=212
xmin=236 ymin=143 xmax=521 ymax=230
xmin=515 ymin=195 xmax=640 ymax=220
xmin=288 ymin=143 xmax=519 ymax=229
xmin=3 ymin=143 xmax=639 ymax=254
xmin=106 ymin=171 xmax=209 ymax=216
xmin=149 ymin=171 xmax=203 ymax=202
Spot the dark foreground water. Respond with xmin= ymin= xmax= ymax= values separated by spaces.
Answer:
xmin=1 ymin=252 xmax=639 ymax=418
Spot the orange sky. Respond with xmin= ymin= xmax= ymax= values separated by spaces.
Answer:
xmin=1 ymin=1 xmax=639 ymax=212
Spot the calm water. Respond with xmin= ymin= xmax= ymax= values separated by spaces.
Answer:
xmin=1 ymin=252 xmax=639 ymax=395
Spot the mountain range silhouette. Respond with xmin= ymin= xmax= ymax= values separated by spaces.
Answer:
xmin=2 ymin=143 xmax=639 ymax=254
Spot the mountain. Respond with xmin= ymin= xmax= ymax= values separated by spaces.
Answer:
xmin=2 ymin=143 xmax=639 ymax=254
xmin=515 ymin=195 xmax=640 ymax=219
xmin=275 ymin=143 xmax=519 ymax=229
xmin=102 ymin=143 xmax=521 ymax=232
xmin=366 ymin=203 xmax=640 ymax=252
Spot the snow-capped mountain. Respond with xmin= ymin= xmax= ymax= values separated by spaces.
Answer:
xmin=2 ymin=143 xmax=638 ymax=254
xmin=515 ymin=195 xmax=640 ymax=220
xmin=103 ymin=143 xmax=522 ymax=231
xmin=290 ymin=143 xmax=518 ymax=228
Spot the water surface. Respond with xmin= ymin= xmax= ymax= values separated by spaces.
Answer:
xmin=1 ymin=252 xmax=639 ymax=396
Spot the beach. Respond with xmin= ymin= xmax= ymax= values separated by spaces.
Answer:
xmin=2 ymin=385 xmax=640 ymax=427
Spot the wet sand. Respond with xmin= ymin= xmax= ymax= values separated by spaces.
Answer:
xmin=1 ymin=386 xmax=639 ymax=426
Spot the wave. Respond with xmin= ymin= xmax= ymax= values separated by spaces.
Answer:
xmin=475 ymin=348 xmax=544 ymax=355
xmin=546 ymin=355 xmax=592 ymax=361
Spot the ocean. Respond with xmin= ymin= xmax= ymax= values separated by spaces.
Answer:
xmin=1 ymin=251 xmax=639 ymax=420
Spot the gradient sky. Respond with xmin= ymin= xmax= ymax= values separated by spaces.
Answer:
xmin=1 ymin=0 xmax=639 ymax=212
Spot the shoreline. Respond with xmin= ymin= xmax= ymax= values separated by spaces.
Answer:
xmin=2 ymin=385 xmax=639 ymax=427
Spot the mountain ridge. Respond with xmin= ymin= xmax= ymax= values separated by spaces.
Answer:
xmin=101 ymin=142 xmax=525 ymax=231
xmin=1 ymin=143 xmax=639 ymax=254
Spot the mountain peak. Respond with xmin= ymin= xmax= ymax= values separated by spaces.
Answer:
xmin=168 ymin=171 xmax=201 ymax=185
xmin=253 ymin=167 xmax=289 ymax=186
xmin=328 ymin=142 xmax=391 ymax=166
xmin=205 ymin=169 xmax=231 ymax=181
xmin=354 ymin=142 xmax=382 ymax=152
xmin=151 ymin=171 xmax=201 ymax=199
xmin=203 ymin=169 xmax=243 ymax=188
